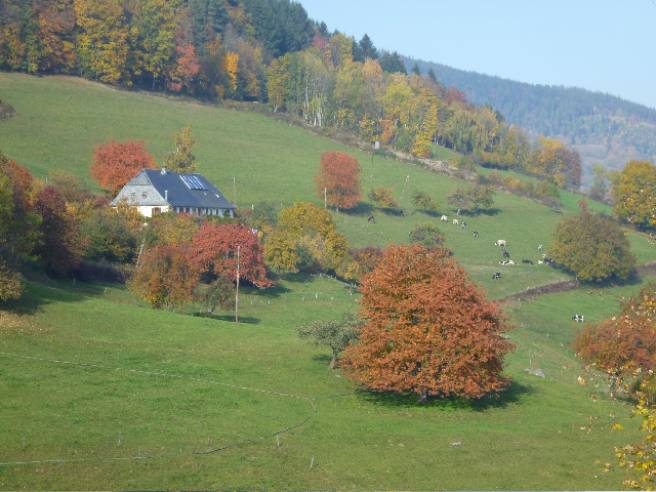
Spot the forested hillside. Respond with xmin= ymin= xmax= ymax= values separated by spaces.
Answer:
xmin=0 ymin=0 xmax=582 ymax=189
xmin=408 ymin=57 xmax=656 ymax=175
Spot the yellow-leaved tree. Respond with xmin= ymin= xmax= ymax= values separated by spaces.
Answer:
xmin=264 ymin=202 xmax=348 ymax=273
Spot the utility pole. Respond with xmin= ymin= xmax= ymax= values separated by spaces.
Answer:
xmin=233 ymin=176 xmax=237 ymax=208
xmin=235 ymin=245 xmax=240 ymax=324
xmin=324 ymin=187 xmax=327 ymax=209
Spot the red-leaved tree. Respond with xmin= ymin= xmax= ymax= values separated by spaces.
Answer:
xmin=190 ymin=223 xmax=272 ymax=288
xmin=316 ymin=151 xmax=361 ymax=210
xmin=343 ymin=244 xmax=513 ymax=402
xmin=168 ymin=43 xmax=200 ymax=93
xmin=91 ymin=140 xmax=156 ymax=194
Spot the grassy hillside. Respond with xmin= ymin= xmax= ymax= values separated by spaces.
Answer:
xmin=2 ymin=73 xmax=656 ymax=489
xmin=1 ymin=73 xmax=654 ymax=298
xmin=1 ymin=273 xmax=654 ymax=490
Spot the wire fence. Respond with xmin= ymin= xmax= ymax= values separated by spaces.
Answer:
xmin=0 ymin=350 xmax=318 ymax=467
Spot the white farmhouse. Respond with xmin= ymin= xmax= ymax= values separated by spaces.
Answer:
xmin=111 ymin=168 xmax=236 ymax=218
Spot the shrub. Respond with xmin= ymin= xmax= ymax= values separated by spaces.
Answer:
xmin=411 ymin=190 xmax=437 ymax=213
xmin=368 ymin=186 xmax=399 ymax=209
xmin=447 ymin=184 xmax=495 ymax=214
xmin=409 ymin=224 xmax=445 ymax=248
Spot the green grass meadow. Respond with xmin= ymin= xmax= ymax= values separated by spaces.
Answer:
xmin=1 ymin=73 xmax=656 ymax=489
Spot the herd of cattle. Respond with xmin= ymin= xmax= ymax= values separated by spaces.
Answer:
xmin=438 ymin=213 xmax=554 ymax=281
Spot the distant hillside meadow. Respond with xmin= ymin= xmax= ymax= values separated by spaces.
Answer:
xmin=407 ymin=57 xmax=656 ymax=177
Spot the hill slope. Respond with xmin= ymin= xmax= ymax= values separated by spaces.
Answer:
xmin=407 ymin=57 xmax=656 ymax=176
xmin=2 ymin=73 xmax=656 ymax=490
xmin=2 ymin=73 xmax=655 ymax=297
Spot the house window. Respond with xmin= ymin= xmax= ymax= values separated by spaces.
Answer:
xmin=142 ymin=192 xmax=148 ymax=199
xmin=152 ymin=207 xmax=161 ymax=215
xmin=129 ymin=192 xmax=136 ymax=201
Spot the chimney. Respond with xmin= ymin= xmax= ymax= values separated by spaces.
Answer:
xmin=164 ymin=189 xmax=168 ymax=201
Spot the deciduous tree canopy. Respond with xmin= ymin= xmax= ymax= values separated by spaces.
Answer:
xmin=343 ymin=244 xmax=513 ymax=401
xmin=91 ymin=140 xmax=156 ymax=194
xmin=549 ymin=209 xmax=636 ymax=283
xmin=612 ymin=160 xmax=656 ymax=230
xmin=316 ymin=151 xmax=361 ymax=210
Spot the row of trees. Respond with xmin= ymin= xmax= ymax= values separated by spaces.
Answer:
xmin=0 ymin=151 xmax=144 ymax=300
xmin=0 ymin=0 xmax=314 ymax=100
xmin=266 ymin=35 xmax=582 ymax=187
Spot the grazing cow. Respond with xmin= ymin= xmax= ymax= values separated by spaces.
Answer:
xmin=538 ymin=244 xmax=544 ymax=252
xmin=440 ymin=215 xmax=448 ymax=222
xmin=572 ymin=314 xmax=585 ymax=323
xmin=456 ymin=208 xmax=461 ymax=216
xmin=521 ymin=259 xmax=534 ymax=265
xmin=502 ymin=250 xmax=511 ymax=259
xmin=537 ymin=260 xmax=545 ymax=265
xmin=472 ymin=231 xmax=479 ymax=238
xmin=452 ymin=218 xmax=459 ymax=226
xmin=495 ymin=240 xmax=507 ymax=247
xmin=367 ymin=215 xmax=376 ymax=224
xmin=461 ymin=221 xmax=467 ymax=229
xmin=499 ymin=259 xmax=515 ymax=266
xmin=492 ymin=272 xmax=502 ymax=280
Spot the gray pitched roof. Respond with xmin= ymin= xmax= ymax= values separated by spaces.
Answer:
xmin=111 ymin=169 xmax=236 ymax=209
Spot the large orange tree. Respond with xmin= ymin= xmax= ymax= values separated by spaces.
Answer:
xmin=316 ymin=151 xmax=361 ymax=210
xmin=343 ymin=244 xmax=513 ymax=402
xmin=91 ymin=140 xmax=156 ymax=194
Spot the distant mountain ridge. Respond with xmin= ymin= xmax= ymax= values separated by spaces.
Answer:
xmin=407 ymin=57 xmax=656 ymax=177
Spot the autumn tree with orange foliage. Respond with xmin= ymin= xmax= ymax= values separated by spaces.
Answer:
xmin=316 ymin=151 xmax=361 ymax=210
xmin=343 ymin=244 xmax=513 ymax=402
xmin=574 ymin=283 xmax=656 ymax=399
xmin=190 ymin=223 xmax=271 ymax=288
xmin=91 ymin=140 xmax=156 ymax=194
xmin=129 ymin=244 xmax=198 ymax=309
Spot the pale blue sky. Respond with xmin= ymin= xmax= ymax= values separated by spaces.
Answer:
xmin=299 ymin=0 xmax=656 ymax=108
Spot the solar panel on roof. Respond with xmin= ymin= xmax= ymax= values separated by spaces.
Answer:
xmin=180 ymin=174 xmax=206 ymax=190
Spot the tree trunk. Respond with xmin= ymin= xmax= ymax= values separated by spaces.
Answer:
xmin=329 ymin=351 xmax=337 ymax=369
xmin=417 ymin=389 xmax=429 ymax=404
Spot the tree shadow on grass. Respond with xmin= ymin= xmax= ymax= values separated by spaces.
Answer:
xmin=379 ymin=207 xmax=406 ymax=217
xmin=340 ymin=202 xmax=374 ymax=216
xmin=243 ymin=278 xmax=291 ymax=299
xmin=457 ymin=207 xmax=502 ymax=217
xmin=311 ymin=354 xmax=333 ymax=366
xmin=1 ymin=278 xmax=109 ymax=316
xmin=354 ymin=380 xmax=533 ymax=412
xmin=200 ymin=313 xmax=261 ymax=325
